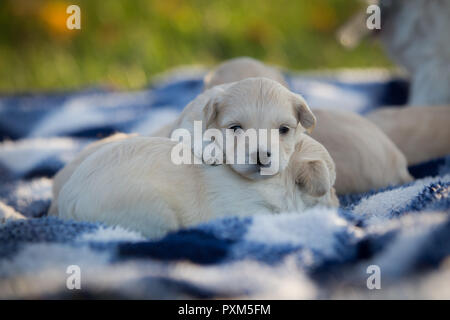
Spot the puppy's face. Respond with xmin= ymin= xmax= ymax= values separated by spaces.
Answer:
xmin=203 ymin=78 xmax=315 ymax=180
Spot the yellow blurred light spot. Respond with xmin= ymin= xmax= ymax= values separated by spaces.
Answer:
xmin=39 ymin=1 xmax=75 ymax=37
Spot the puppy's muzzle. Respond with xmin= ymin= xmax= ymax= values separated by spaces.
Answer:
xmin=255 ymin=150 xmax=271 ymax=168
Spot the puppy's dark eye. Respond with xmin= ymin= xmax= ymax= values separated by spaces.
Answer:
xmin=229 ymin=125 xmax=242 ymax=132
xmin=279 ymin=126 xmax=290 ymax=135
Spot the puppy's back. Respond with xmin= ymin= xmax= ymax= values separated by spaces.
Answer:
xmin=367 ymin=106 xmax=450 ymax=165
xmin=57 ymin=137 xmax=206 ymax=238
xmin=311 ymin=109 xmax=412 ymax=194
xmin=48 ymin=132 xmax=132 ymax=216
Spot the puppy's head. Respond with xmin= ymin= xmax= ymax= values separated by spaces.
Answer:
xmin=202 ymin=77 xmax=315 ymax=180
xmin=203 ymin=57 xmax=289 ymax=90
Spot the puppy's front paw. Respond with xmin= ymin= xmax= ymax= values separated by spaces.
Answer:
xmin=296 ymin=159 xmax=331 ymax=197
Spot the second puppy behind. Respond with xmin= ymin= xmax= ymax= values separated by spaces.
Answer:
xmin=367 ymin=106 xmax=450 ymax=165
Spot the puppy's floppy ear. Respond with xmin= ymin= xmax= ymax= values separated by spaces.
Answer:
xmin=203 ymin=94 xmax=222 ymax=129
xmin=201 ymin=93 xmax=226 ymax=165
xmin=291 ymin=93 xmax=316 ymax=133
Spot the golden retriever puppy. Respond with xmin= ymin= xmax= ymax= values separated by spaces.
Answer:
xmin=48 ymin=133 xmax=134 ymax=216
xmin=58 ymin=136 xmax=337 ymax=238
xmin=49 ymin=78 xmax=333 ymax=216
xmin=199 ymin=57 xmax=413 ymax=194
xmin=203 ymin=57 xmax=288 ymax=90
xmin=367 ymin=106 xmax=450 ymax=165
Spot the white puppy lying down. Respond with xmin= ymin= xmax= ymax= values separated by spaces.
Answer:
xmin=58 ymin=136 xmax=337 ymax=238
xmin=51 ymin=78 xmax=338 ymax=235
xmin=201 ymin=57 xmax=413 ymax=194
xmin=366 ymin=106 xmax=450 ymax=165
xmin=50 ymin=130 xmax=338 ymax=214
xmin=49 ymin=77 xmax=315 ymax=188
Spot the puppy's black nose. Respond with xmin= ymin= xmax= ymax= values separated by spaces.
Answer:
xmin=256 ymin=150 xmax=271 ymax=166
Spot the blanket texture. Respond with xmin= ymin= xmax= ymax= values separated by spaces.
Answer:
xmin=0 ymin=70 xmax=449 ymax=299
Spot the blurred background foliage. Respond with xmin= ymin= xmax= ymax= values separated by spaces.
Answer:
xmin=0 ymin=0 xmax=392 ymax=93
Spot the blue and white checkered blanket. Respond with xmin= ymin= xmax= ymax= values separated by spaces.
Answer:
xmin=0 ymin=70 xmax=449 ymax=299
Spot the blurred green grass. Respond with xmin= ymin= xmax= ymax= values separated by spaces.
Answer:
xmin=0 ymin=0 xmax=392 ymax=93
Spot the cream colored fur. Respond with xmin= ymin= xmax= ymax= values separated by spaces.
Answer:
xmin=292 ymin=134 xmax=339 ymax=206
xmin=48 ymin=133 xmax=134 ymax=216
xmin=58 ymin=136 xmax=337 ymax=238
xmin=367 ymin=106 xmax=450 ymax=165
